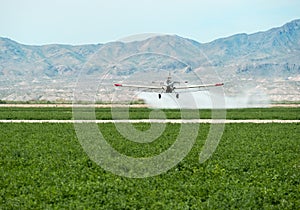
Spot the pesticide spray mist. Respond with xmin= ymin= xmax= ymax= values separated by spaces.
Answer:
xmin=137 ymin=90 xmax=270 ymax=109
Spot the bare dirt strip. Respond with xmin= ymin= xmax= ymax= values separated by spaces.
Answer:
xmin=0 ymin=119 xmax=299 ymax=124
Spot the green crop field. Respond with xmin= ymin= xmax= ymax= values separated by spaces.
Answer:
xmin=0 ymin=115 xmax=299 ymax=209
xmin=0 ymin=107 xmax=299 ymax=120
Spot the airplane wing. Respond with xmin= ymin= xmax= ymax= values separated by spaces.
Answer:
xmin=175 ymin=83 xmax=224 ymax=89
xmin=114 ymin=83 xmax=163 ymax=90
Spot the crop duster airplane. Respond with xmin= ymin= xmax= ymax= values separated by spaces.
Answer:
xmin=114 ymin=73 xmax=224 ymax=99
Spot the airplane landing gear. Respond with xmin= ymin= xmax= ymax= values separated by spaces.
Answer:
xmin=158 ymin=93 xmax=179 ymax=99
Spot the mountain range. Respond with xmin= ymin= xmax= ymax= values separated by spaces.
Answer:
xmin=0 ymin=19 xmax=299 ymax=102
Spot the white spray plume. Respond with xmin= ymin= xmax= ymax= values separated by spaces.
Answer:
xmin=137 ymin=90 xmax=270 ymax=109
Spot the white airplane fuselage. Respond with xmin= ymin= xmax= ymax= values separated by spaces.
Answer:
xmin=159 ymin=78 xmax=179 ymax=98
xmin=164 ymin=83 xmax=175 ymax=93
xmin=163 ymin=77 xmax=177 ymax=93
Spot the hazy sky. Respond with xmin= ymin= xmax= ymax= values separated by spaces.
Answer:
xmin=1 ymin=0 xmax=299 ymax=45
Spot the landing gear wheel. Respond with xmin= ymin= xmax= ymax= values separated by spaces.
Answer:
xmin=158 ymin=94 xmax=161 ymax=99
xmin=176 ymin=93 xmax=179 ymax=99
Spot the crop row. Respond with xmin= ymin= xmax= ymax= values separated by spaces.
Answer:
xmin=0 ymin=107 xmax=299 ymax=120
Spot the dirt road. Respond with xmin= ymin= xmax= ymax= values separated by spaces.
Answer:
xmin=0 ymin=119 xmax=299 ymax=123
